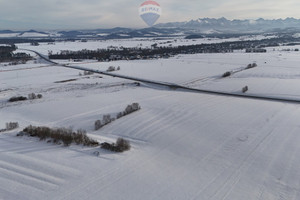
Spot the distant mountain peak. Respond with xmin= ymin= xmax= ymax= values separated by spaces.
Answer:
xmin=154 ymin=17 xmax=300 ymax=33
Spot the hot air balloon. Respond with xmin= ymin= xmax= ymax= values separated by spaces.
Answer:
xmin=139 ymin=0 xmax=162 ymax=27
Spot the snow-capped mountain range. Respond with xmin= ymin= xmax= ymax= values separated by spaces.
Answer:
xmin=155 ymin=17 xmax=300 ymax=33
xmin=1 ymin=18 xmax=300 ymax=39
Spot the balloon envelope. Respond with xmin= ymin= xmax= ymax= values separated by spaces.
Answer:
xmin=139 ymin=1 xmax=161 ymax=26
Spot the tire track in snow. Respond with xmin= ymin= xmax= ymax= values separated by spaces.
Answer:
xmin=0 ymin=164 xmax=58 ymax=191
xmin=190 ymin=105 xmax=295 ymax=200
xmin=95 ymin=95 xmax=274 ymax=199
xmin=0 ymin=160 xmax=63 ymax=186
xmin=152 ymin=101 xmax=282 ymax=199
xmin=286 ymin=133 xmax=300 ymax=200
xmin=254 ymin=109 xmax=300 ymax=200
xmin=218 ymin=111 xmax=297 ymax=200
xmin=169 ymin=104 xmax=282 ymax=200
xmin=0 ymin=175 xmax=44 ymax=199
xmin=56 ymin=94 xmax=224 ymax=199
xmin=48 ymin=92 xmax=171 ymax=129
xmin=0 ymin=186 xmax=27 ymax=200
xmin=106 ymin=93 xmax=232 ymax=143
xmin=229 ymin=106 xmax=300 ymax=200
xmin=180 ymin=76 xmax=218 ymax=86
xmin=0 ymin=137 xmax=81 ymax=196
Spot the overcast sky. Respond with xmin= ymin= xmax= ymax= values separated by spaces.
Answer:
xmin=0 ymin=0 xmax=299 ymax=30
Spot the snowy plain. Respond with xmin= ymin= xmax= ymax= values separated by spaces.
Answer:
xmin=1 ymin=39 xmax=300 ymax=199
xmin=16 ymin=34 xmax=276 ymax=55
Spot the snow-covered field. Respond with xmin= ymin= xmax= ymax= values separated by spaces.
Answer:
xmin=16 ymin=34 xmax=276 ymax=55
xmin=1 ymin=41 xmax=300 ymax=199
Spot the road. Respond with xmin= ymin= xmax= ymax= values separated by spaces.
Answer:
xmin=20 ymin=48 xmax=300 ymax=104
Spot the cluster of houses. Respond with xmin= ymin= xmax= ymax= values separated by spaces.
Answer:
xmin=245 ymin=48 xmax=267 ymax=53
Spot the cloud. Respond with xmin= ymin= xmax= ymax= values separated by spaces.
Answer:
xmin=0 ymin=0 xmax=144 ymax=29
xmin=0 ymin=0 xmax=299 ymax=30
xmin=204 ymin=0 xmax=300 ymax=19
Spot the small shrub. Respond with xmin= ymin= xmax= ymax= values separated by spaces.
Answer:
xmin=83 ymin=71 xmax=93 ymax=75
xmin=94 ymin=120 xmax=102 ymax=130
xmin=74 ymin=129 xmax=85 ymax=144
xmin=116 ymin=112 xmax=123 ymax=119
xmin=102 ymin=114 xmax=112 ymax=125
xmin=116 ymin=138 xmax=131 ymax=152
xmin=94 ymin=103 xmax=141 ymax=130
xmin=93 ymin=151 xmax=100 ymax=156
xmin=107 ymin=66 xmax=116 ymax=72
xmin=61 ymin=133 xmax=73 ymax=146
xmin=132 ymin=103 xmax=140 ymax=111
xmin=222 ymin=71 xmax=231 ymax=77
xmin=246 ymin=63 xmax=257 ymax=69
xmin=28 ymin=93 xmax=43 ymax=100
xmin=28 ymin=93 xmax=37 ymax=100
xmin=242 ymin=86 xmax=248 ymax=93
xmin=101 ymin=138 xmax=131 ymax=152
xmin=124 ymin=103 xmax=141 ymax=115
xmin=101 ymin=142 xmax=114 ymax=151
xmin=8 ymin=96 xmax=27 ymax=102
xmin=6 ymin=122 xmax=19 ymax=131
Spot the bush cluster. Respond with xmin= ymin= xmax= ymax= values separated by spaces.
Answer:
xmin=106 ymin=66 xmax=120 ymax=72
xmin=123 ymin=103 xmax=140 ymax=115
xmin=8 ymin=96 xmax=27 ymax=102
xmin=8 ymin=60 xmax=27 ymax=65
xmin=28 ymin=93 xmax=43 ymax=100
xmin=116 ymin=103 xmax=141 ymax=120
xmin=9 ymin=93 xmax=42 ymax=102
xmin=79 ymin=71 xmax=94 ymax=76
xmin=6 ymin=122 xmax=19 ymax=131
xmin=242 ymin=86 xmax=248 ymax=93
xmin=222 ymin=71 xmax=232 ymax=77
xmin=19 ymin=125 xmax=99 ymax=147
xmin=246 ymin=63 xmax=258 ymax=69
xmin=101 ymin=138 xmax=131 ymax=152
xmin=95 ymin=114 xmax=115 ymax=130
xmin=84 ymin=71 xmax=94 ymax=75
xmin=95 ymin=103 xmax=141 ymax=130
xmin=0 ymin=122 xmax=19 ymax=132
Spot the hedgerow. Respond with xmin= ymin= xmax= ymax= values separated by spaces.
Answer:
xmin=19 ymin=125 xmax=99 ymax=147
xmin=94 ymin=103 xmax=141 ymax=130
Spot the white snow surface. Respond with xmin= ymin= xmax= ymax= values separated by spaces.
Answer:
xmin=1 ymin=41 xmax=300 ymax=200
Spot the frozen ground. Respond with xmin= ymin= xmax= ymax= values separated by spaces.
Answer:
xmin=1 ymin=41 xmax=300 ymax=199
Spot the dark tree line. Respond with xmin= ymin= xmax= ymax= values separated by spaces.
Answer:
xmin=0 ymin=45 xmax=16 ymax=62
xmin=0 ymin=38 xmax=54 ymax=44
xmin=0 ymin=44 xmax=32 ymax=62
xmin=49 ymin=37 xmax=300 ymax=61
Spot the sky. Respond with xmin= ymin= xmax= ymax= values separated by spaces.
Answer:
xmin=0 ymin=0 xmax=300 ymax=30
